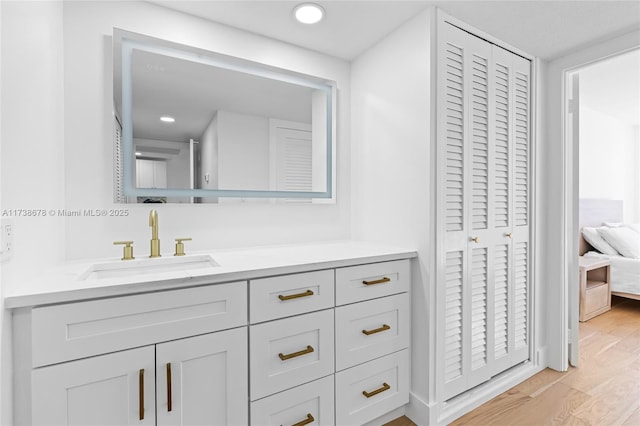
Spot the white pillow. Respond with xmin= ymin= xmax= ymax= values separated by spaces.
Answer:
xmin=581 ymin=227 xmax=619 ymax=255
xmin=604 ymin=222 xmax=640 ymax=233
xmin=603 ymin=222 xmax=624 ymax=227
xmin=598 ymin=226 xmax=640 ymax=259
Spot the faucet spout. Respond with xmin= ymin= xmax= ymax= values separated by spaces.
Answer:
xmin=149 ymin=209 xmax=158 ymax=240
xmin=149 ymin=209 xmax=160 ymax=257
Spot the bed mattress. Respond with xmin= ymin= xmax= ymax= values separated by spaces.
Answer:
xmin=584 ymin=251 xmax=640 ymax=296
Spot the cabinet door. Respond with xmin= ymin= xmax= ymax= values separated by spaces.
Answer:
xmin=156 ymin=327 xmax=248 ymax=426
xmin=32 ymin=346 xmax=155 ymax=426
xmin=437 ymin=21 xmax=531 ymax=400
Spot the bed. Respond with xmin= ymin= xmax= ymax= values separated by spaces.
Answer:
xmin=579 ymin=199 xmax=640 ymax=300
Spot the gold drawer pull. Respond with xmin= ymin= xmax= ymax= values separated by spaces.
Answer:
xmin=139 ymin=369 xmax=145 ymax=420
xmin=362 ymin=277 xmax=391 ymax=286
xmin=279 ymin=345 xmax=314 ymax=361
xmin=362 ymin=382 xmax=391 ymax=398
xmin=505 ymin=232 xmax=512 ymax=238
xmin=278 ymin=289 xmax=314 ymax=301
xmin=287 ymin=413 xmax=314 ymax=426
xmin=166 ymin=363 xmax=172 ymax=412
xmin=471 ymin=236 xmax=480 ymax=243
xmin=362 ymin=324 xmax=391 ymax=335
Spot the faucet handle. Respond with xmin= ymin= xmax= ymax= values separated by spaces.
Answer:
xmin=174 ymin=238 xmax=192 ymax=256
xmin=114 ymin=241 xmax=135 ymax=261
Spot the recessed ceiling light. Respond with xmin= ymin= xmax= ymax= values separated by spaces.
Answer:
xmin=160 ymin=116 xmax=175 ymax=123
xmin=294 ymin=3 xmax=325 ymax=24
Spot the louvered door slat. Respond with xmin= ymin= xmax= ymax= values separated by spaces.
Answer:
xmin=445 ymin=42 xmax=466 ymax=232
xmin=471 ymin=54 xmax=489 ymax=230
xmin=445 ymin=250 xmax=464 ymax=384
xmin=494 ymin=244 xmax=509 ymax=359
xmin=514 ymin=70 xmax=529 ymax=227
xmin=470 ymin=248 xmax=488 ymax=370
xmin=514 ymin=242 xmax=528 ymax=350
xmin=494 ymin=62 xmax=510 ymax=228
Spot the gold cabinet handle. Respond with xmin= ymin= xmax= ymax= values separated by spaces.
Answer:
xmin=139 ymin=369 xmax=145 ymax=420
xmin=113 ymin=241 xmax=135 ymax=260
xmin=166 ymin=363 xmax=172 ymax=412
xmin=278 ymin=289 xmax=314 ymax=301
xmin=174 ymin=237 xmax=192 ymax=256
xmin=471 ymin=236 xmax=480 ymax=243
xmin=362 ymin=277 xmax=391 ymax=285
xmin=505 ymin=232 xmax=512 ymax=238
xmin=278 ymin=345 xmax=314 ymax=361
xmin=362 ymin=324 xmax=391 ymax=335
xmin=288 ymin=413 xmax=314 ymax=426
xmin=362 ymin=382 xmax=391 ymax=398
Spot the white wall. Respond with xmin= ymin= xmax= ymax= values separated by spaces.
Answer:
xmin=217 ymin=111 xmax=270 ymax=192
xmin=351 ymin=8 xmax=433 ymax=420
xmin=579 ymin=106 xmax=640 ymax=222
xmin=58 ymin=0 xmax=350 ymax=261
xmin=0 ymin=4 xmax=5 ymax=424
xmin=0 ymin=1 xmax=66 ymax=422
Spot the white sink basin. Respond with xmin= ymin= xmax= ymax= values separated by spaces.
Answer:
xmin=79 ymin=254 xmax=219 ymax=280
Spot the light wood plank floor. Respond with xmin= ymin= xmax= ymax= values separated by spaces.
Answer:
xmin=386 ymin=296 xmax=640 ymax=426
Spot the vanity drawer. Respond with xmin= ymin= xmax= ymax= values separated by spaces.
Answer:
xmin=31 ymin=282 xmax=247 ymax=367
xmin=250 ymin=375 xmax=334 ymax=426
xmin=250 ymin=269 xmax=334 ymax=324
xmin=335 ymin=260 xmax=410 ymax=306
xmin=249 ymin=309 xmax=334 ymax=400
xmin=335 ymin=293 xmax=409 ymax=371
xmin=335 ymin=349 xmax=409 ymax=426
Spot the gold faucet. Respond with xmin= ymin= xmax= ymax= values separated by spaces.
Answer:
xmin=149 ymin=209 xmax=161 ymax=258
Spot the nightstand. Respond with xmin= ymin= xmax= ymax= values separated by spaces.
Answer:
xmin=578 ymin=256 xmax=611 ymax=321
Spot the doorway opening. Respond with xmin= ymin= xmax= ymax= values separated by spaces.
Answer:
xmin=564 ymin=48 xmax=640 ymax=367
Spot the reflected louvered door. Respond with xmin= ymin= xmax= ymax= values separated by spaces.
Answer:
xmin=438 ymin=22 xmax=531 ymax=401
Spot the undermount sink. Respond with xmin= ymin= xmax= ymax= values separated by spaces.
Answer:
xmin=79 ymin=254 xmax=219 ymax=280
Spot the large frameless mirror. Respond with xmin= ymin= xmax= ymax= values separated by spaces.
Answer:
xmin=113 ymin=29 xmax=336 ymax=204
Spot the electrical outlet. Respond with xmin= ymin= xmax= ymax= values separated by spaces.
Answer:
xmin=1 ymin=218 xmax=14 ymax=262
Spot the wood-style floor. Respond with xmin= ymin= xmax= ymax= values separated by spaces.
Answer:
xmin=386 ymin=296 xmax=640 ymax=426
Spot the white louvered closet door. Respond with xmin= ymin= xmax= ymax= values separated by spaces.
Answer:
xmin=438 ymin=22 xmax=531 ymax=401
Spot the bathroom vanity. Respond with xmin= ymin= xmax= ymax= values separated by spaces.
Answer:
xmin=7 ymin=241 xmax=415 ymax=425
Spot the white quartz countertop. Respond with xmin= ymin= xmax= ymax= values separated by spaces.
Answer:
xmin=5 ymin=240 xmax=416 ymax=309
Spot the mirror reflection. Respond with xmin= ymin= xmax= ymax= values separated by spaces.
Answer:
xmin=114 ymin=30 xmax=335 ymax=203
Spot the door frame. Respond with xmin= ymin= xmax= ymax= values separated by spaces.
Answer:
xmin=557 ymin=36 xmax=640 ymax=370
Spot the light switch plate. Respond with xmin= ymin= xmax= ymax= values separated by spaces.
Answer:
xmin=1 ymin=218 xmax=14 ymax=262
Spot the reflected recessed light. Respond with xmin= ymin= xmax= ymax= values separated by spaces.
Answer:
xmin=160 ymin=116 xmax=175 ymax=123
xmin=135 ymin=152 xmax=142 ymax=156
xmin=294 ymin=3 xmax=325 ymax=24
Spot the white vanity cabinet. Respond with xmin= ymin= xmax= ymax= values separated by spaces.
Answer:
xmin=249 ymin=259 xmax=411 ymax=426
xmin=32 ymin=328 xmax=248 ymax=426
xmin=10 ymin=244 xmax=416 ymax=426
xmin=334 ymin=260 xmax=411 ymax=425
xmin=14 ymin=282 xmax=249 ymax=426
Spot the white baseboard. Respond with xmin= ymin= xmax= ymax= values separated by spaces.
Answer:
xmin=405 ymin=392 xmax=433 ymax=425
